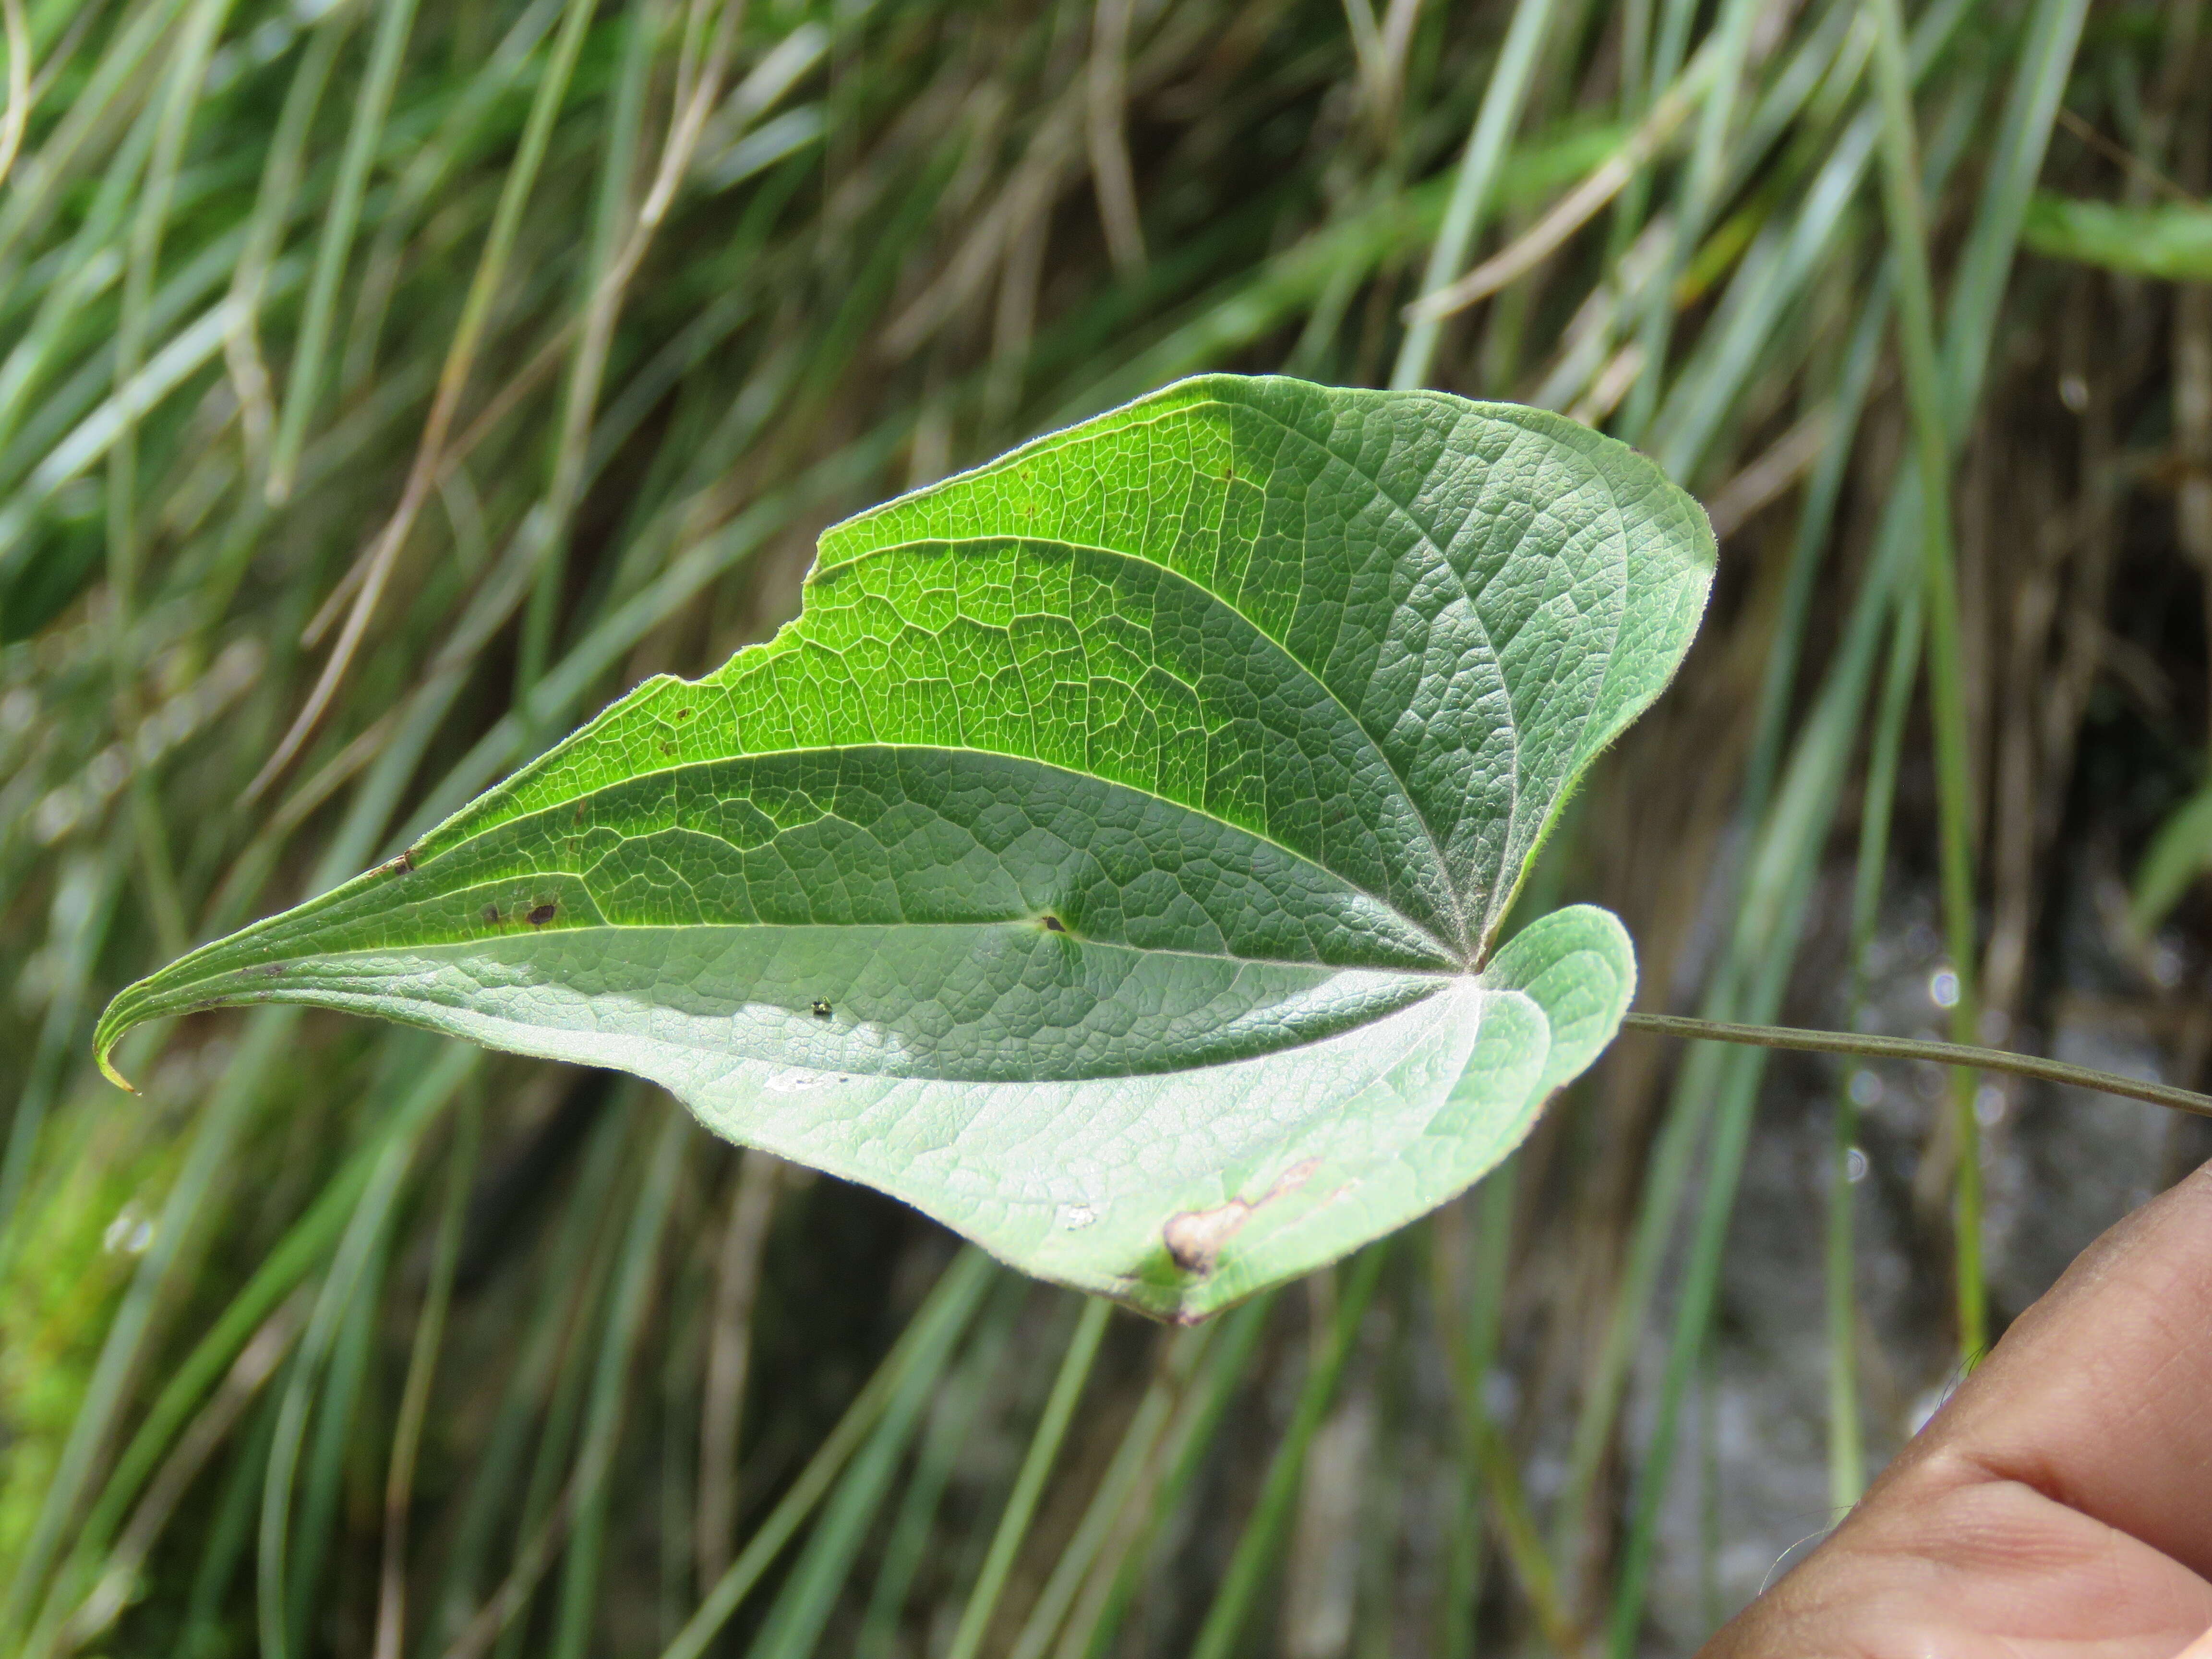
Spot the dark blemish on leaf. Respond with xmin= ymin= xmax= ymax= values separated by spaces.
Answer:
xmin=264 ymin=963 xmax=287 ymax=976
xmin=381 ymin=847 xmax=415 ymax=876
xmin=1041 ymin=914 xmax=1066 ymax=932
xmin=1162 ymin=1201 xmax=1250 ymax=1276
xmin=482 ymin=904 xmax=502 ymax=926
xmin=675 ymin=707 xmax=693 ymax=721
xmin=661 ymin=741 xmax=676 ymax=754
xmin=1161 ymin=1160 xmax=1322 ymax=1276
xmin=811 ymin=999 xmax=833 ymax=1018
xmin=527 ymin=902 xmax=558 ymax=926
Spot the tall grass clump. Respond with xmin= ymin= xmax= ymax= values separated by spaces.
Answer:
xmin=3 ymin=0 xmax=2209 ymax=1653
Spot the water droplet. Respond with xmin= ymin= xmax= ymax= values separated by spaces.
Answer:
xmin=1974 ymin=1084 xmax=2006 ymax=1127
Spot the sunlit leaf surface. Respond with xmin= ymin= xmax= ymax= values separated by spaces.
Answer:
xmin=97 ymin=374 xmax=1712 ymax=1318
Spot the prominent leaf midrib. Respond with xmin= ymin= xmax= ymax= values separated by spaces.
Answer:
xmin=420 ymin=742 xmax=1465 ymax=969
xmin=192 ymin=978 xmax=1461 ymax=1089
xmin=218 ymin=922 xmax=1474 ymax=979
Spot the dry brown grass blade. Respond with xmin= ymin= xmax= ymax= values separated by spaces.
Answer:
xmin=885 ymin=89 xmax=1087 ymax=361
xmin=53 ymin=1294 xmax=312 ymax=1657
xmin=1704 ymin=404 xmax=1832 ymax=540
xmin=0 ymin=0 xmax=32 ymax=189
xmin=1087 ymin=0 xmax=1147 ymax=279
xmin=1402 ymin=54 xmax=1707 ymax=326
xmin=258 ymin=0 xmax=750 ymax=804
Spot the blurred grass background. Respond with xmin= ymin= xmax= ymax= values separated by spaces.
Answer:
xmin=3 ymin=0 xmax=2212 ymax=1652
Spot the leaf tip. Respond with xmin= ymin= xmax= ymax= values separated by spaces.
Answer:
xmin=93 ymin=1010 xmax=140 ymax=1094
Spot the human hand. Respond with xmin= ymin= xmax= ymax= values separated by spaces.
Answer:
xmin=1701 ymin=1160 xmax=2212 ymax=1659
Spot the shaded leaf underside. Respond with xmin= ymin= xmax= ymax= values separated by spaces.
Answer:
xmin=99 ymin=375 xmax=1712 ymax=1317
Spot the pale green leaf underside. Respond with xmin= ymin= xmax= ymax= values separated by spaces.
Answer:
xmin=97 ymin=375 xmax=1712 ymax=1318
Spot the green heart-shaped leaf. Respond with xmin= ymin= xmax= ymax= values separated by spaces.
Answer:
xmin=96 ymin=375 xmax=1712 ymax=1319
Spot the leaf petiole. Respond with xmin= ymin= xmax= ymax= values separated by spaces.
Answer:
xmin=1621 ymin=1012 xmax=2212 ymax=1120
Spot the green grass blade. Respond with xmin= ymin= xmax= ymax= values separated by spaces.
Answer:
xmin=660 ymin=1247 xmax=997 ymax=1659
xmin=374 ymin=1089 xmax=480 ymax=1659
xmin=264 ymin=0 xmax=424 ymax=505
xmin=1060 ymin=1294 xmax=1277 ymax=1659
xmin=854 ymin=1278 xmax=1028 ymax=1659
xmin=1190 ymin=1248 xmax=1389 ymax=1659
xmin=1390 ymin=0 xmax=1562 ymax=389
xmin=1865 ymin=0 xmax=1983 ymax=1362
xmin=2 ymin=1009 xmax=292 ymax=1651
xmin=550 ymin=1103 xmax=690 ymax=1659
xmin=258 ymin=1042 xmax=472 ymax=1659
xmin=1002 ymin=1323 xmax=1214 ymax=1659
xmin=1826 ymin=588 xmax=1923 ymax=1515
xmin=944 ymin=1296 xmax=1112 ymax=1659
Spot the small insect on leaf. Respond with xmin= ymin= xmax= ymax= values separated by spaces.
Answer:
xmin=810 ymin=999 xmax=833 ymax=1018
xmin=526 ymin=902 xmax=557 ymax=926
xmin=1041 ymin=914 xmax=1067 ymax=933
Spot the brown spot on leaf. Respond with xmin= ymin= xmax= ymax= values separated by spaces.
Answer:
xmin=675 ymin=707 xmax=693 ymax=721
xmin=1161 ymin=1161 xmax=1322 ymax=1277
xmin=527 ymin=902 xmax=558 ymax=926
xmin=264 ymin=963 xmax=287 ymax=976
xmin=1041 ymin=914 xmax=1066 ymax=932
xmin=482 ymin=904 xmax=502 ymax=926
xmin=1163 ymin=1202 xmax=1251 ymax=1275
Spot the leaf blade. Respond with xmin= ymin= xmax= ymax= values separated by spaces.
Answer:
xmin=96 ymin=374 xmax=1709 ymax=1317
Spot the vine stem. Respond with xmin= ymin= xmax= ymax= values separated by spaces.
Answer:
xmin=1621 ymin=1013 xmax=2212 ymax=1120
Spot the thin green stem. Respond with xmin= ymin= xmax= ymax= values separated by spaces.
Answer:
xmin=854 ymin=1282 xmax=1026 ymax=1659
xmin=1621 ymin=1013 xmax=2212 ymax=1119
